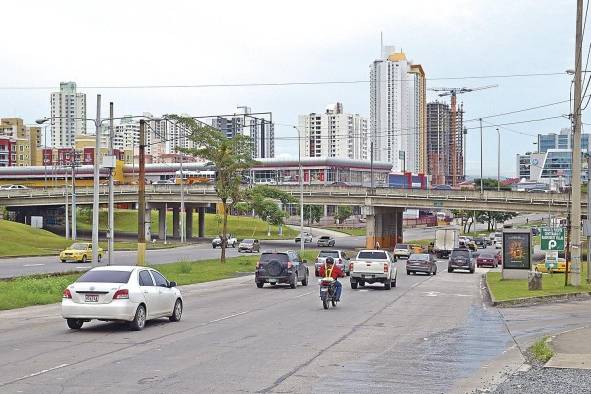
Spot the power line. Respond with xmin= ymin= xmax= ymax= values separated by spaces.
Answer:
xmin=0 ymin=72 xmax=570 ymax=91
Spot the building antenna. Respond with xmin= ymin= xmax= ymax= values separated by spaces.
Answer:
xmin=380 ymin=31 xmax=383 ymax=57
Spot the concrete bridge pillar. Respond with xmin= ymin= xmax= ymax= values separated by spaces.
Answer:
xmin=198 ymin=207 xmax=205 ymax=238
xmin=186 ymin=207 xmax=193 ymax=240
xmin=172 ymin=207 xmax=180 ymax=238
xmin=144 ymin=207 xmax=152 ymax=241
xmin=365 ymin=206 xmax=403 ymax=249
xmin=158 ymin=205 xmax=167 ymax=240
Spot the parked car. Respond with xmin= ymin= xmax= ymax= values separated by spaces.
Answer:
xmin=448 ymin=248 xmax=475 ymax=273
xmin=316 ymin=236 xmax=336 ymax=247
xmin=61 ymin=266 xmax=183 ymax=331
xmin=406 ymin=253 xmax=437 ymax=275
xmin=212 ymin=234 xmax=237 ymax=248
xmin=255 ymin=251 xmax=309 ymax=288
xmin=534 ymin=258 xmax=567 ymax=273
xmin=315 ymin=250 xmax=350 ymax=276
xmin=0 ymin=184 xmax=29 ymax=190
xmin=238 ymin=239 xmax=260 ymax=253
xmin=295 ymin=232 xmax=313 ymax=243
xmin=153 ymin=179 xmax=174 ymax=185
xmin=60 ymin=242 xmax=103 ymax=263
xmin=393 ymin=243 xmax=411 ymax=259
xmin=476 ymin=251 xmax=502 ymax=268
xmin=349 ymin=250 xmax=398 ymax=289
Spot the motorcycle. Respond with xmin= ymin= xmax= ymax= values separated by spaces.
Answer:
xmin=319 ymin=277 xmax=338 ymax=309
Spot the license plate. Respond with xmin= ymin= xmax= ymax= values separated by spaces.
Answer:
xmin=320 ymin=288 xmax=328 ymax=292
xmin=269 ymin=279 xmax=277 ymax=284
xmin=85 ymin=294 xmax=99 ymax=303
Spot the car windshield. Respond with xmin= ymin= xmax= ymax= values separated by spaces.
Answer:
xmin=409 ymin=254 xmax=429 ymax=261
xmin=242 ymin=239 xmax=254 ymax=244
xmin=319 ymin=236 xmax=330 ymax=240
xmin=480 ymin=254 xmax=494 ymax=258
xmin=396 ymin=244 xmax=409 ymax=249
xmin=451 ymin=250 xmax=470 ymax=258
xmin=319 ymin=251 xmax=339 ymax=258
xmin=76 ymin=270 xmax=131 ymax=283
xmin=69 ymin=243 xmax=88 ymax=250
xmin=358 ymin=251 xmax=388 ymax=260
xmin=260 ymin=253 xmax=289 ymax=263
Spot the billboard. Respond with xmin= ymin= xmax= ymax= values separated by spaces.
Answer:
xmin=502 ymin=230 xmax=532 ymax=270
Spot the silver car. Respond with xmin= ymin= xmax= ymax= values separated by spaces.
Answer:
xmin=61 ymin=266 xmax=183 ymax=331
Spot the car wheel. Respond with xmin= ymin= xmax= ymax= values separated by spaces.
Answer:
xmin=359 ymin=281 xmax=365 ymax=287
xmin=98 ymin=254 xmax=102 ymax=262
xmin=302 ymin=271 xmax=309 ymax=286
xmin=290 ymin=274 xmax=298 ymax=289
xmin=169 ymin=299 xmax=183 ymax=322
xmin=129 ymin=304 xmax=146 ymax=331
xmin=212 ymin=245 xmax=216 ymax=249
xmin=433 ymin=268 xmax=437 ymax=276
xmin=350 ymin=280 xmax=358 ymax=289
xmin=81 ymin=255 xmax=87 ymax=263
xmin=407 ymin=270 xmax=410 ymax=275
xmin=66 ymin=318 xmax=84 ymax=330
xmin=470 ymin=268 xmax=475 ymax=274
xmin=448 ymin=268 xmax=453 ymax=273
xmin=61 ymin=259 xmax=66 ymax=263
xmin=256 ymin=282 xmax=264 ymax=288
xmin=232 ymin=242 xmax=236 ymax=248
xmin=384 ymin=279 xmax=392 ymax=290
xmin=392 ymin=277 xmax=397 ymax=288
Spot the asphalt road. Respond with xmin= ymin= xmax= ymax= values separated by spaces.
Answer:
xmin=0 ymin=247 xmax=513 ymax=393
xmin=0 ymin=227 xmax=437 ymax=278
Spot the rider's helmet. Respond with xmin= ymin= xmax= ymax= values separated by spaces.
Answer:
xmin=325 ymin=257 xmax=334 ymax=265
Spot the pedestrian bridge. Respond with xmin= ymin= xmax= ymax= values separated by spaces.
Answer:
xmin=0 ymin=184 xmax=582 ymax=215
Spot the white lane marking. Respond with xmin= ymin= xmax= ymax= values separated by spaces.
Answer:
xmin=23 ymin=264 xmax=44 ymax=267
xmin=295 ymin=291 xmax=313 ymax=298
xmin=208 ymin=311 xmax=249 ymax=323
xmin=18 ymin=363 xmax=69 ymax=381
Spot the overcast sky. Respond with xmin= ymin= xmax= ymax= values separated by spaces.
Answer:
xmin=0 ymin=0 xmax=581 ymax=177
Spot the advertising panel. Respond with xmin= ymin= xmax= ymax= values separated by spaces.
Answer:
xmin=502 ymin=230 xmax=532 ymax=270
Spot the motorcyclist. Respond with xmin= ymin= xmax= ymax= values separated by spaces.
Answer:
xmin=319 ymin=256 xmax=344 ymax=301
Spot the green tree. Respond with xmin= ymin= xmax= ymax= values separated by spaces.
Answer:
xmin=303 ymin=205 xmax=323 ymax=225
xmin=242 ymin=185 xmax=295 ymax=235
xmin=171 ymin=115 xmax=255 ymax=263
xmin=334 ymin=206 xmax=353 ymax=224
xmin=472 ymin=178 xmax=511 ymax=191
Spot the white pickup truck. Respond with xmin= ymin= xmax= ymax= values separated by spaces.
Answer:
xmin=349 ymin=249 xmax=398 ymax=290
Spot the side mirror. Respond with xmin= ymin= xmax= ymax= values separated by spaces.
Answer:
xmin=169 ymin=281 xmax=177 ymax=288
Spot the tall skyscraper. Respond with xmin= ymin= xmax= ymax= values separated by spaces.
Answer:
xmin=50 ymin=82 xmax=86 ymax=148
xmin=370 ymin=46 xmax=426 ymax=173
xmin=298 ymin=103 xmax=368 ymax=160
xmin=210 ymin=107 xmax=274 ymax=158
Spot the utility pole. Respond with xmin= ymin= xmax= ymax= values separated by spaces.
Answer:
xmin=587 ymin=154 xmax=591 ymax=283
xmin=570 ymin=0 xmax=583 ymax=286
xmin=480 ymin=118 xmax=483 ymax=193
xmin=91 ymin=95 xmax=101 ymax=265
xmin=108 ymin=102 xmax=115 ymax=265
xmin=370 ymin=141 xmax=374 ymax=192
xmin=71 ymin=149 xmax=78 ymax=240
xmin=295 ymin=126 xmax=304 ymax=253
xmin=65 ymin=163 xmax=69 ymax=239
xmin=497 ymin=128 xmax=501 ymax=191
xmin=180 ymin=153 xmax=185 ymax=243
xmin=137 ymin=119 xmax=146 ymax=265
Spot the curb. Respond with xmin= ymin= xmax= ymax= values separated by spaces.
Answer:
xmin=484 ymin=273 xmax=591 ymax=307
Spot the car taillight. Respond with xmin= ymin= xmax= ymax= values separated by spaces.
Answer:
xmin=256 ymin=261 xmax=261 ymax=268
xmin=113 ymin=289 xmax=129 ymax=299
xmin=384 ymin=263 xmax=388 ymax=273
xmin=63 ymin=288 xmax=72 ymax=299
xmin=287 ymin=261 xmax=293 ymax=269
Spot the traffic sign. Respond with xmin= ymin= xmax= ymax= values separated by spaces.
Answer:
xmin=540 ymin=227 xmax=565 ymax=251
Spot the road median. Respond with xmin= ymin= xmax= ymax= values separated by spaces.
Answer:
xmin=485 ymin=271 xmax=591 ymax=307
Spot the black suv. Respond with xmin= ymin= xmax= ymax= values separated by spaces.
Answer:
xmin=255 ymin=251 xmax=309 ymax=289
xmin=448 ymin=248 xmax=475 ymax=273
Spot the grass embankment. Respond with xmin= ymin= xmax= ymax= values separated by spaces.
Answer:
xmin=0 ymin=251 xmax=320 ymax=311
xmin=0 ymin=220 xmax=176 ymax=257
xmin=326 ymin=227 xmax=366 ymax=236
xmin=76 ymin=210 xmax=298 ymax=240
xmin=530 ymin=337 xmax=554 ymax=363
xmin=486 ymin=270 xmax=591 ymax=302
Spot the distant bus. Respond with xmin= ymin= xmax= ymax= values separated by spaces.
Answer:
xmin=175 ymin=170 xmax=215 ymax=185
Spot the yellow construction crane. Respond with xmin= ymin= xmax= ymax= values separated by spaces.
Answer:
xmin=428 ymin=84 xmax=498 ymax=187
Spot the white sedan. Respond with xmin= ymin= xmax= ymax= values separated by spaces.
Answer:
xmin=62 ymin=266 xmax=183 ymax=331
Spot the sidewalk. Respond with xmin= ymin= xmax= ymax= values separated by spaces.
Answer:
xmin=546 ymin=326 xmax=591 ymax=369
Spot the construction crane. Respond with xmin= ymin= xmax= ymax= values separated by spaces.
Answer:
xmin=428 ymin=84 xmax=498 ymax=187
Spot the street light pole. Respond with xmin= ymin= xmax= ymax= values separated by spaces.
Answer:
xmin=295 ymin=126 xmax=304 ymax=253
xmin=108 ymin=102 xmax=115 ymax=265
xmin=180 ymin=152 xmax=186 ymax=243
xmin=71 ymin=149 xmax=77 ymax=240
xmin=91 ymin=95 xmax=101 ymax=265
xmin=137 ymin=119 xmax=146 ymax=265
xmin=65 ymin=164 xmax=69 ymax=239
xmin=497 ymin=128 xmax=500 ymax=191
xmin=571 ymin=0 xmax=584 ymax=286
xmin=479 ymin=118 xmax=483 ymax=193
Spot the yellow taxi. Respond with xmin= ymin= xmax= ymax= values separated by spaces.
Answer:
xmin=534 ymin=258 xmax=567 ymax=273
xmin=410 ymin=244 xmax=424 ymax=254
xmin=60 ymin=242 xmax=103 ymax=263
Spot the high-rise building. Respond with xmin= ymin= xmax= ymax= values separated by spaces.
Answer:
xmin=537 ymin=128 xmax=590 ymax=152
xmin=210 ymin=107 xmax=274 ymax=158
xmin=50 ymin=82 xmax=86 ymax=148
xmin=298 ymin=103 xmax=368 ymax=160
xmin=0 ymin=118 xmax=42 ymax=166
xmin=370 ymin=46 xmax=426 ymax=173
xmin=426 ymin=101 xmax=465 ymax=184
